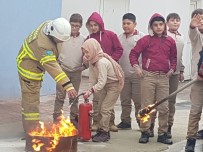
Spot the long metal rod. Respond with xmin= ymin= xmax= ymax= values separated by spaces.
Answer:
xmin=152 ymin=79 xmax=197 ymax=109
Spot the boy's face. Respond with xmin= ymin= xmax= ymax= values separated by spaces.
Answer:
xmin=167 ymin=18 xmax=180 ymax=32
xmin=122 ymin=19 xmax=136 ymax=34
xmin=70 ymin=22 xmax=81 ymax=35
xmin=151 ymin=21 xmax=165 ymax=36
xmin=89 ymin=21 xmax=100 ymax=33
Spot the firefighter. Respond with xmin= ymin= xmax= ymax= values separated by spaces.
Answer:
xmin=16 ymin=18 xmax=77 ymax=134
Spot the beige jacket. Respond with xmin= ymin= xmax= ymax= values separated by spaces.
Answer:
xmin=189 ymin=27 xmax=203 ymax=76
xmin=89 ymin=57 xmax=118 ymax=92
xmin=167 ymin=31 xmax=185 ymax=74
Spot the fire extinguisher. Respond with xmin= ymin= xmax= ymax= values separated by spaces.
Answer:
xmin=78 ymin=93 xmax=92 ymax=141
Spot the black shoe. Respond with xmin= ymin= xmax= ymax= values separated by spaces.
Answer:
xmin=149 ymin=123 xmax=154 ymax=137
xmin=137 ymin=120 xmax=140 ymax=127
xmin=157 ymin=133 xmax=173 ymax=145
xmin=149 ymin=130 xmax=154 ymax=137
xmin=71 ymin=118 xmax=78 ymax=129
xmin=117 ymin=122 xmax=131 ymax=129
xmin=92 ymin=129 xmax=102 ymax=139
xmin=92 ymin=130 xmax=109 ymax=142
xmin=196 ymin=129 xmax=203 ymax=139
xmin=185 ymin=138 xmax=196 ymax=152
xmin=139 ymin=132 xmax=149 ymax=143
xmin=53 ymin=113 xmax=62 ymax=123
xmin=167 ymin=125 xmax=172 ymax=138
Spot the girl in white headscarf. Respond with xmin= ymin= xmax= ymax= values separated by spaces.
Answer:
xmin=81 ymin=38 xmax=124 ymax=142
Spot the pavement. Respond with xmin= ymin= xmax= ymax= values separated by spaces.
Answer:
xmin=0 ymin=77 xmax=203 ymax=152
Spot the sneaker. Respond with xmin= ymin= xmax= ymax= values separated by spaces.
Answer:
xmin=110 ymin=124 xmax=118 ymax=132
xmin=117 ymin=122 xmax=131 ymax=129
xmin=91 ymin=122 xmax=99 ymax=131
xmin=196 ymin=129 xmax=203 ymax=139
xmin=149 ymin=123 xmax=155 ymax=137
xmin=166 ymin=125 xmax=172 ymax=138
xmin=149 ymin=130 xmax=154 ymax=137
xmin=92 ymin=129 xmax=102 ymax=139
xmin=139 ymin=132 xmax=149 ymax=144
xmin=92 ymin=130 xmax=109 ymax=142
xmin=157 ymin=133 xmax=173 ymax=145
xmin=53 ymin=113 xmax=62 ymax=123
xmin=185 ymin=138 xmax=196 ymax=152
xmin=137 ymin=120 xmax=140 ymax=128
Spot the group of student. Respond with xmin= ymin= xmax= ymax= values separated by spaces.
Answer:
xmin=17 ymin=8 xmax=203 ymax=152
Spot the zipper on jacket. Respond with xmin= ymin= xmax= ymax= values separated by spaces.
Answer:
xmin=146 ymin=58 xmax=151 ymax=69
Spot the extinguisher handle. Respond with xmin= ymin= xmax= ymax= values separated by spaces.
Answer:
xmin=84 ymin=98 xmax=89 ymax=103
xmin=70 ymin=93 xmax=85 ymax=106
xmin=77 ymin=92 xmax=85 ymax=98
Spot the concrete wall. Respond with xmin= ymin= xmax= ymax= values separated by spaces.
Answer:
xmin=0 ymin=0 xmax=62 ymax=100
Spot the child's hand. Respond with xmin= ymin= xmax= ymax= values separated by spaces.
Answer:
xmin=179 ymin=72 xmax=184 ymax=82
xmin=83 ymin=90 xmax=92 ymax=99
xmin=197 ymin=75 xmax=203 ymax=81
xmin=190 ymin=14 xmax=202 ymax=28
xmin=166 ymin=69 xmax=174 ymax=78
xmin=133 ymin=64 xmax=143 ymax=78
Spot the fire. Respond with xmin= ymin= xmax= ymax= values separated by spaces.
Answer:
xmin=138 ymin=104 xmax=156 ymax=123
xmin=29 ymin=115 xmax=77 ymax=152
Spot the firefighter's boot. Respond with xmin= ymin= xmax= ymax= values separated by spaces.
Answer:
xmin=185 ymin=138 xmax=196 ymax=152
xmin=149 ymin=123 xmax=155 ymax=137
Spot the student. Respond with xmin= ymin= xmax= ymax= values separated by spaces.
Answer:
xmin=117 ymin=13 xmax=144 ymax=129
xmin=149 ymin=13 xmax=185 ymax=138
xmin=53 ymin=14 xmax=86 ymax=127
xmin=86 ymin=12 xmax=123 ymax=132
xmin=82 ymin=38 xmax=124 ymax=142
xmin=129 ymin=13 xmax=177 ymax=145
xmin=185 ymin=9 xmax=203 ymax=152
xmin=166 ymin=13 xmax=185 ymax=138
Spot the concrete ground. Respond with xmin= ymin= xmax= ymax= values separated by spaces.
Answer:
xmin=0 ymin=77 xmax=203 ymax=152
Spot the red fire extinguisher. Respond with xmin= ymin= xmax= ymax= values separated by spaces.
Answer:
xmin=78 ymin=93 xmax=92 ymax=141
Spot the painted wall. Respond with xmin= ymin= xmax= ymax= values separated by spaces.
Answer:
xmin=0 ymin=0 xmax=62 ymax=100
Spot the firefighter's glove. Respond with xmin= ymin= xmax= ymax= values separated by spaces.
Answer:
xmin=166 ymin=69 xmax=174 ymax=78
xmin=66 ymin=88 xmax=77 ymax=99
xmin=83 ymin=88 xmax=95 ymax=99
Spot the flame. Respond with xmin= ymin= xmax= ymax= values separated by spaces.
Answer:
xmin=29 ymin=115 xmax=77 ymax=152
xmin=138 ymin=104 xmax=156 ymax=123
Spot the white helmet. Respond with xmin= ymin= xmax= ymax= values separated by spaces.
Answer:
xmin=44 ymin=18 xmax=71 ymax=41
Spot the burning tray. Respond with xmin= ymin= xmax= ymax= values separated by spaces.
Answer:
xmin=26 ymin=134 xmax=77 ymax=152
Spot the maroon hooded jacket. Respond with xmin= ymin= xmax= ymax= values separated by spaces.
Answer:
xmin=86 ymin=12 xmax=123 ymax=61
xmin=129 ymin=13 xmax=177 ymax=73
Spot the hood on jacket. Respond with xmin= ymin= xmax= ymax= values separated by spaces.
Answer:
xmin=86 ymin=12 xmax=105 ymax=32
xmin=148 ymin=13 xmax=167 ymax=36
